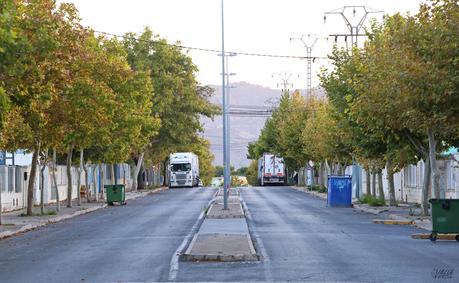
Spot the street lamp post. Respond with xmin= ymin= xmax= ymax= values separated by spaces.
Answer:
xmin=220 ymin=0 xmax=229 ymax=210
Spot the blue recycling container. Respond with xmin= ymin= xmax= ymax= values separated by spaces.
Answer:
xmin=327 ymin=175 xmax=352 ymax=207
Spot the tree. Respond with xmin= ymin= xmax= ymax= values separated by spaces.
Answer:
xmin=123 ymin=28 xmax=219 ymax=186
xmin=246 ymin=160 xmax=259 ymax=186
xmin=348 ymin=1 xmax=459 ymax=208
xmin=0 ymin=0 xmax=95 ymax=215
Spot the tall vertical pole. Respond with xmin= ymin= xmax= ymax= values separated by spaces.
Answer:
xmin=290 ymin=34 xmax=324 ymax=98
xmin=226 ymin=55 xmax=231 ymax=195
xmin=221 ymin=0 xmax=228 ymax=210
xmin=306 ymin=47 xmax=312 ymax=98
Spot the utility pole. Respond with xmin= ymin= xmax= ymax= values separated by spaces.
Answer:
xmin=272 ymin=72 xmax=295 ymax=93
xmin=220 ymin=52 xmax=236 ymax=198
xmin=220 ymin=0 xmax=229 ymax=210
xmin=324 ymin=6 xmax=383 ymax=50
xmin=290 ymin=34 xmax=326 ymax=98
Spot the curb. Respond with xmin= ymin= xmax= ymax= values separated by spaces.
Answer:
xmin=411 ymin=233 xmax=458 ymax=240
xmin=373 ymin=219 xmax=414 ymax=225
xmin=0 ymin=187 xmax=167 ymax=240
xmin=0 ymin=204 xmax=107 ymax=240
xmin=206 ymin=202 xmax=245 ymax=219
xmin=180 ymin=190 xmax=258 ymax=262
xmin=180 ymin=233 xmax=258 ymax=262
xmin=353 ymin=204 xmax=388 ymax=215
xmin=295 ymin=187 xmax=433 ymax=231
xmin=293 ymin=187 xmax=327 ymax=200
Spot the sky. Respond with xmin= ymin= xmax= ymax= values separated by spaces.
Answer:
xmin=58 ymin=0 xmax=425 ymax=90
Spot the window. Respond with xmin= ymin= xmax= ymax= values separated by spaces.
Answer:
xmin=171 ymin=163 xmax=191 ymax=172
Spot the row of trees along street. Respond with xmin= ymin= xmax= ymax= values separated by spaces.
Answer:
xmin=0 ymin=0 xmax=219 ymax=216
xmin=248 ymin=0 xmax=459 ymax=215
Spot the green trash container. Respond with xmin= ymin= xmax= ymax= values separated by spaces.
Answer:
xmin=429 ymin=199 xmax=459 ymax=242
xmin=105 ymin=184 xmax=126 ymax=206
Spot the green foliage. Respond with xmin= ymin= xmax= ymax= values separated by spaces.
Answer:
xmin=308 ymin=184 xmax=327 ymax=194
xmin=246 ymin=160 xmax=259 ymax=186
xmin=0 ymin=1 xmax=218 ymax=205
xmin=359 ymin=194 xmax=386 ymax=207
xmin=122 ymin=28 xmax=219 ymax=181
xmin=235 ymin=167 xmax=248 ymax=176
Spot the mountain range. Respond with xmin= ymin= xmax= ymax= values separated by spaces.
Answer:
xmin=201 ymin=81 xmax=325 ymax=168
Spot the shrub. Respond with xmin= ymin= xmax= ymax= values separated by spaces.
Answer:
xmin=359 ymin=194 xmax=385 ymax=207
xmin=308 ymin=184 xmax=327 ymax=194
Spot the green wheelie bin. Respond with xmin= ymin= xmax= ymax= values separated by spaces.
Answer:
xmin=429 ymin=199 xmax=459 ymax=242
xmin=105 ymin=184 xmax=126 ymax=206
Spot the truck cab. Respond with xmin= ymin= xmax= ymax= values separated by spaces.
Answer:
xmin=169 ymin=152 xmax=199 ymax=188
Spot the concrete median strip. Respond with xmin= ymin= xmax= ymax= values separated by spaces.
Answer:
xmin=206 ymin=203 xmax=244 ymax=219
xmin=180 ymin=188 xmax=259 ymax=262
xmin=373 ymin=219 xmax=414 ymax=225
xmin=180 ymin=233 xmax=258 ymax=262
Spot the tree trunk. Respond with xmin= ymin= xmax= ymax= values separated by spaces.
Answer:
xmin=387 ymin=160 xmax=396 ymax=206
xmin=318 ymin=162 xmax=323 ymax=187
xmin=66 ymin=146 xmax=73 ymax=208
xmin=421 ymin=158 xmax=431 ymax=216
xmin=365 ymin=167 xmax=371 ymax=196
xmin=427 ymin=128 xmax=441 ymax=199
xmin=111 ymin=164 xmax=115 ymax=185
xmin=324 ymin=160 xmax=330 ymax=188
xmin=83 ymin=162 xmax=90 ymax=203
xmin=377 ymin=170 xmax=385 ymax=201
xmin=132 ymin=152 xmax=145 ymax=191
xmin=371 ymin=169 xmax=376 ymax=197
xmin=51 ymin=149 xmax=60 ymax=211
xmin=27 ymin=143 xmax=41 ymax=216
xmin=100 ymin=163 xmax=104 ymax=201
xmin=40 ymin=150 xmax=47 ymax=215
xmin=77 ymin=149 xmax=83 ymax=206
xmin=92 ymin=164 xmax=98 ymax=202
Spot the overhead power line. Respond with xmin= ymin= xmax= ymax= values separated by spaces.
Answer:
xmin=94 ymin=30 xmax=328 ymax=60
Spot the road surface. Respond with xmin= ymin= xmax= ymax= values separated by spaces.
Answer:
xmin=0 ymin=186 xmax=457 ymax=282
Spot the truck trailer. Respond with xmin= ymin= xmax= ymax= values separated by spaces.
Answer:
xmin=168 ymin=152 xmax=199 ymax=188
xmin=257 ymin=153 xmax=286 ymax=186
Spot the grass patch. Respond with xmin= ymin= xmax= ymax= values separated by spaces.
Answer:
xmin=359 ymin=194 xmax=386 ymax=207
xmin=19 ymin=210 xmax=58 ymax=217
xmin=307 ymin=184 xmax=327 ymax=194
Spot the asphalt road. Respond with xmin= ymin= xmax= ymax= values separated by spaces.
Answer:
xmin=0 ymin=188 xmax=216 ymax=283
xmin=177 ymin=186 xmax=459 ymax=283
xmin=1 ymin=186 xmax=458 ymax=282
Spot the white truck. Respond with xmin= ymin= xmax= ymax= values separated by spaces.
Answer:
xmin=168 ymin=152 xmax=199 ymax=188
xmin=257 ymin=153 xmax=286 ymax=186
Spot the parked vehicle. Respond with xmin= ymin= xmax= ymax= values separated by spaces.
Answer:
xmin=257 ymin=153 xmax=286 ymax=186
xmin=168 ymin=152 xmax=199 ymax=188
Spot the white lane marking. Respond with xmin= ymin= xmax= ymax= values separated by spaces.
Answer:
xmin=240 ymin=194 xmax=273 ymax=282
xmin=167 ymin=190 xmax=216 ymax=282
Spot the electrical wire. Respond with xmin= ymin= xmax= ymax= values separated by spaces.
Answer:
xmin=94 ymin=30 xmax=329 ymax=60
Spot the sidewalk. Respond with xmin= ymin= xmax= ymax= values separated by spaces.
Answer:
xmin=0 ymin=187 xmax=167 ymax=239
xmin=293 ymin=186 xmax=432 ymax=231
